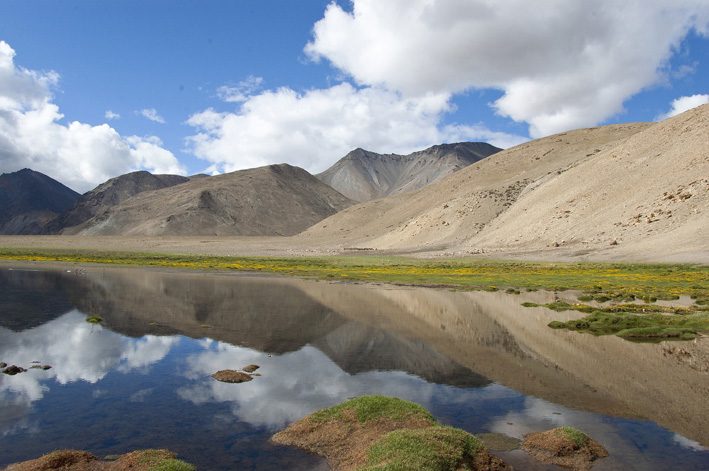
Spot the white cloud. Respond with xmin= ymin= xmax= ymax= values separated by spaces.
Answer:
xmin=217 ymin=75 xmax=264 ymax=103
xmin=105 ymin=110 xmax=120 ymax=120
xmin=0 ymin=41 xmax=58 ymax=111
xmin=656 ymin=94 xmax=709 ymax=120
xmin=306 ymin=0 xmax=709 ymax=138
xmin=0 ymin=41 xmax=185 ymax=193
xmin=138 ymin=108 xmax=166 ymax=124
xmin=187 ymin=82 xmax=525 ymax=174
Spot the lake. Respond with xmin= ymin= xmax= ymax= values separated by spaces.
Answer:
xmin=1 ymin=264 xmax=708 ymax=470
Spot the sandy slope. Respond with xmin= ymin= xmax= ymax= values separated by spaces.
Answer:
xmin=466 ymin=104 xmax=709 ymax=261
xmin=298 ymin=121 xmax=653 ymax=252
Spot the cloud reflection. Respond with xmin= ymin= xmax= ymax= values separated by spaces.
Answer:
xmin=0 ymin=310 xmax=178 ymax=408
xmin=178 ymin=339 xmax=498 ymax=431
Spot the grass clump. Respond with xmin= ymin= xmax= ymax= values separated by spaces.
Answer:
xmin=310 ymin=395 xmax=435 ymax=425
xmin=149 ymin=459 xmax=195 ymax=471
xmin=357 ymin=426 xmax=484 ymax=471
xmin=555 ymin=427 xmax=589 ymax=448
xmin=548 ymin=311 xmax=707 ymax=341
xmin=85 ymin=316 xmax=103 ymax=324
xmin=133 ymin=450 xmax=195 ymax=471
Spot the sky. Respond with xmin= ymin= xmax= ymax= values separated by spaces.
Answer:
xmin=1 ymin=0 xmax=708 ymax=193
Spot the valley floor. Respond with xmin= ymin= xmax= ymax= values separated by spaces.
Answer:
xmin=0 ymin=235 xmax=707 ymax=264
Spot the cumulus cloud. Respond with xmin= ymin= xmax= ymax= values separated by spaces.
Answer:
xmin=306 ymin=0 xmax=709 ymax=138
xmin=138 ymin=108 xmax=166 ymax=124
xmin=656 ymin=94 xmax=709 ymax=120
xmin=105 ymin=110 xmax=120 ymax=120
xmin=187 ymin=82 xmax=525 ymax=174
xmin=0 ymin=41 xmax=185 ymax=193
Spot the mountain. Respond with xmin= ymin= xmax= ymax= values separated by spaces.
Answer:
xmin=467 ymin=104 xmax=709 ymax=260
xmin=43 ymin=170 xmax=192 ymax=234
xmin=0 ymin=168 xmax=80 ymax=234
xmin=69 ymin=164 xmax=355 ymax=236
xmin=300 ymin=104 xmax=709 ymax=261
xmin=300 ymin=122 xmax=652 ymax=250
xmin=316 ymin=142 xmax=501 ymax=202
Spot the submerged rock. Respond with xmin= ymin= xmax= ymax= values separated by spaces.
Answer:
xmin=2 ymin=365 xmax=26 ymax=375
xmin=242 ymin=364 xmax=260 ymax=373
xmin=211 ymin=369 xmax=253 ymax=383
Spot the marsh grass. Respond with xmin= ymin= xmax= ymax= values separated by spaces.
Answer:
xmin=359 ymin=426 xmax=484 ymax=471
xmin=310 ymin=395 xmax=436 ymax=425
xmin=548 ymin=311 xmax=708 ymax=340
xmin=1 ymin=247 xmax=708 ymax=304
xmin=556 ymin=427 xmax=589 ymax=448
xmin=148 ymin=460 xmax=195 ymax=471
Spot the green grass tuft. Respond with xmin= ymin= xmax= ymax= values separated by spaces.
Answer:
xmin=358 ymin=426 xmax=484 ymax=471
xmin=548 ymin=311 xmax=707 ymax=341
xmin=149 ymin=459 xmax=195 ymax=471
xmin=310 ymin=395 xmax=436 ymax=426
xmin=555 ymin=427 xmax=589 ymax=448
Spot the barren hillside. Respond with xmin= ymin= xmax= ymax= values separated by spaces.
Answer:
xmin=466 ymin=104 xmax=709 ymax=261
xmin=317 ymin=142 xmax=500 ymax=202
xmin=0 ymin=169 xmax=80 ymax=234
xmin=71 ymin=164 xmax=354 ymax=236
xmin=299 ymin=121 xmax=653 ymax=252
xmin=43 ymin=171 xmax=192 ymax=235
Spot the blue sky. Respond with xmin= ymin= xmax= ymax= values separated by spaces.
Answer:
xmin=1 ymin=1 xmax=708 ymax=193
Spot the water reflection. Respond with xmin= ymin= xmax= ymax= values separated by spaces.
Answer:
xmin=0 ymin=266 xmax=708 ymax=470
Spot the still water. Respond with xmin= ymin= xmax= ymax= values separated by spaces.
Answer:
xmin=1 ymin=265 xmax=708 ymax=470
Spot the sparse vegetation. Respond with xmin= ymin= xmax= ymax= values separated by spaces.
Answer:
xmin=556 ymin=427 xmax=589 ymax=448
xmin=310 ymin=395 xmax=436 ymax=426
xmin=547 ymin=311 xmax=707 ymax=341
xmin=1 ymin=248 xmax=708 ymax=306
xmin=359 ymin=425 xmax=485 ymax=471
xmin=149 ymin=459 xmax=195 ymax=471
xmin=273 ymin=395 xmax=509 ymax=471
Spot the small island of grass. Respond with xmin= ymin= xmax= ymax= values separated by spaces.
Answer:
xmin=272 ymin=395 xmax=510 ymax=471
xmin=522 ymin=427 xmax=608 ymax=470
xmin=4 ymin=449 xmax=194 ymax=471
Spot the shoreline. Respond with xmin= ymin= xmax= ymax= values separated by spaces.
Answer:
xmin=1 ymin=235 xmax=708 ymax=264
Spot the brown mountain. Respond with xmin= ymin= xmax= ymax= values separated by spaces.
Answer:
xmin=70 ymin=164 xmax=354 ymax=236
xmin=0 ymin=168 xmax=80 ymax=234
xmin=299 ymin=104 xmax=709 ymax=262
xmin=300 ymin=122 xmax=652 ymax=251
xmin=43 ymin=171 xmax=192 ymax=234
xmin=316 ymin=142 xmax=500 ymax=202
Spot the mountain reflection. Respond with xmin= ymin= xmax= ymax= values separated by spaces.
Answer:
xmin=1 ymin=265 xmax=708 ymax=451
xmin=1 ymin=265 xmax=708 ymax=470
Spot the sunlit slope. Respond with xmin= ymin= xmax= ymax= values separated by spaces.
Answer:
xmin=467 ymin=104 xmax=709 ymax=259
xmin=74 ymin=164 xmax=354 ymax=236
xmin=298 ymin=122 xmax=651 ymax=250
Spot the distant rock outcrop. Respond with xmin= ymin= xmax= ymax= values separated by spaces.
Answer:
xmin=70 ymin=164 xmax=354 ymax=236
xmin=41 ymin=170 xmax=191 ymax=234
xmin=317 ymin=142 xmax=501 ymax=202
xmin=0 ymin=168 xmax=80 ymax=234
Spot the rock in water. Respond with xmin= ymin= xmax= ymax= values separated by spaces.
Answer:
xmin=211 ymin=369 xmax=253 ymax=383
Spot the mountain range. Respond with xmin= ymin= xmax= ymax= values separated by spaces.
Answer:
xmin=1 ymin=104 xmax=707 ymax=261
xmin=316 ymin=142 xmax=500 ymax=202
